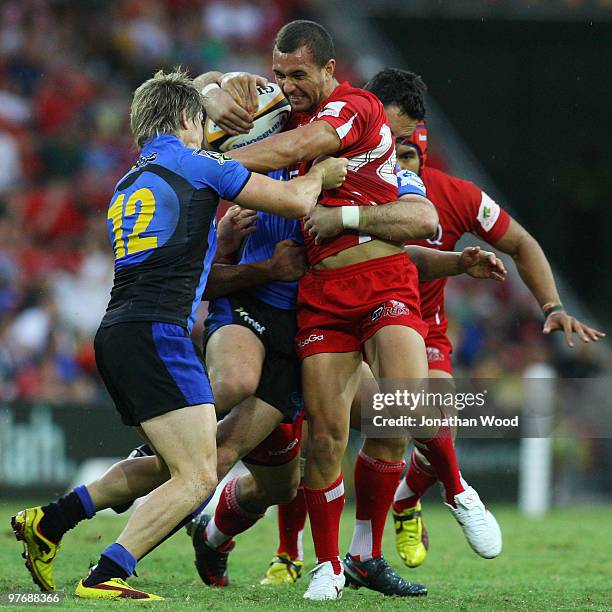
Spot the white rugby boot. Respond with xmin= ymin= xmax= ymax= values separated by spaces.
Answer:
xmin=303 ymin=561 xmax=345 ymax=601
xmin=446 ymin=486 xmax=502 ymax=559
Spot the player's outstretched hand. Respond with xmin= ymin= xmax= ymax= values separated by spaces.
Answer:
xmin=460 ymin=246 xmax=507 ymax=281
xmin=304 ymin=205 xmax=343 ymax=245
xmin=267 ymin=239 xmax=308 ymax=281
xmin=220 ymin=72 xmax=268 ymax=116
xmin=543 ymin=311 xmax=606 ymax=348
xmin=216 ymin=205 xmax=258 ymax=257
xmin=313 ymin=156 xmax=349 ymax=190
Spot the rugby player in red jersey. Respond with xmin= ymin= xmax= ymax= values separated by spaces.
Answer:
xmin=293 ymin=67 xmax=604 ymax=574
xmin=198 ymin=22 xmax=505 ymax=600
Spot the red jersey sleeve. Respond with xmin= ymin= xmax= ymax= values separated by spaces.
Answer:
xmin=311 ymin=94 xmax=373 ymax=150
xmin=465 ymin=184 xmax=511 ymax=243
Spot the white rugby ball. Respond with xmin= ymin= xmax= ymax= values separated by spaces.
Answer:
xmin=204 ymin=83 xmax=291 ymax=152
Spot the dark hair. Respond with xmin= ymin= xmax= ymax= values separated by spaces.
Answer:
xmin=274 ymin=20 xmax=335 ymax=67
xmin=364 ymin=68 xmax=427 ymax=120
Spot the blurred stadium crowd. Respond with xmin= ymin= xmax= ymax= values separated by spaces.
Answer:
xmin=0 ymin=0 xmax=604 ymax=404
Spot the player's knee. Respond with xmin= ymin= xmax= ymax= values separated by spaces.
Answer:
xmin=176 ymin=466 xmax=217 ymax=508
xmin=309 ymin=427 xmax=347 ymax=465
xmin=190 ymin=474 xmax=218 ymax=509
xmin=254 ymin=476 xmax=299 ymax=506
xmin=212 ymin=371 xmax=259 ymax=411
xmin=273 ymin=486 xmax=298 ymax=505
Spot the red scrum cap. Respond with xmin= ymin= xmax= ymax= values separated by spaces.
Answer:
xmin=397 ymin=122 xmax=428 ymax=169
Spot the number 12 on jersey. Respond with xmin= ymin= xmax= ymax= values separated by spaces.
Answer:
xmin=108 ymin=188 xmax=158 ymax=259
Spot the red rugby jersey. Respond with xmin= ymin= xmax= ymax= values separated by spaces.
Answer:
xmin=287 ymin=82 xmax=398 ymax=265
xmin=408 ymin=166 xmax=511 ymax=323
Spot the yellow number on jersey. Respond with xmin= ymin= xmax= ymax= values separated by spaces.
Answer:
xmin=108 ymin=188 xmax=158 ymax=259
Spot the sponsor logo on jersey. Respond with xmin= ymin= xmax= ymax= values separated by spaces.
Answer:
xmin=297 ymin=333 xmax=324 ymax=348
xmin=371 ymin=300 xmax=410 ymax=322
xmin=194 ymin=149 xmax=231 ymax=164
xmin=426 ymin=346 xmax=444 ymax=362
xmin=234 ymin=307 xmax=266 ymax=334
xmin=317 ymin=101 xmax=347 ymax=118
xmin=267 ymin=437 xmax=300 ymax=457
xmin=426 ymin=224 xmax=443 ymax=246
xmin=477 ymin=192 xmax=501 ymax=232
xmin=134 ymin=152 xmax=158 ymax=168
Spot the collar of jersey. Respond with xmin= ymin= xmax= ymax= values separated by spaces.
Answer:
xmin=142 ymin=133 xmax=182 ymax=152
xmin=307 ymin=81 xmax=351 ymax=119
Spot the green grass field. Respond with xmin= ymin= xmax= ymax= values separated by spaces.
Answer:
xmin=1 ymin=501 xmax=610 ymax=611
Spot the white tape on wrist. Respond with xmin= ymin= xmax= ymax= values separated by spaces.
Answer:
xmin=341 ymin=206 xmax=360 ymax=230
xmin=201 ymin=83 xmax=221 ymax=96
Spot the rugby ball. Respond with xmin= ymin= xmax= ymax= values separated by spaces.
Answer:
xmin=204 ymin=83 xmax=291 ymax=152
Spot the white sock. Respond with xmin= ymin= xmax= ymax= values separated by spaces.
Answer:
xmin=205 ymin=517 xmax=231 ymax=549
xmin=296 ymin=528 xmax=304 ymax=562
xmin=394 ymin=477 xmax=417 ymax=504
xmin=348 ymin=519 xmax=373 ymax=561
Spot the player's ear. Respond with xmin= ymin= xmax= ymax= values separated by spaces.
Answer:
xmin=324 ymin=59 xmax=336 ymax=79
xmin=179 ymin=108 xmax=189 ymax=130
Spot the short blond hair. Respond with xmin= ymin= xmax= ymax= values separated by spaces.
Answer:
xmin=130 ymin=68 xmax=204 ymax=148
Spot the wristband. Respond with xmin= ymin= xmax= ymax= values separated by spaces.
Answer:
xmin=341 ymin=206 xmax=360 ymax=230
xmin=201 ymin=82 xmax=221 ymax=96
xmin=542 ymin=301 xmax=564 ymax=318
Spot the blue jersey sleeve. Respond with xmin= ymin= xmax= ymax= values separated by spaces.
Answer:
xmin=397 ymin=169 xmax=427 ymax=198
xmin=181 ymin=149 xmax=251 ymax=201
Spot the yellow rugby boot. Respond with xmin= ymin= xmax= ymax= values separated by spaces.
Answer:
xmin=394 ymin=502 xmax=429 ymax=568
xmin=75 ymin=577 xmax=163 ymax=600
xmin=260 ymin=553 xmax=304 ymax=585
xmin=11 ymin=507 xmax=61 ymax=591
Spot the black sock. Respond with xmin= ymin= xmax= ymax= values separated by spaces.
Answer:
xmin=40 ymin=492 xmax=88 ymax=544
xmin=83 ymin=555 xmax=129 ymax=587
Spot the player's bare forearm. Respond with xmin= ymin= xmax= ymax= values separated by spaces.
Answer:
xmin=514 ymin=238 xmax=560 ymax=307
xmin=234 ymin=158 xmax=347 ymax=218
xmin=494 ymin=218 xmax=604 ymax=345
xmin=193 ymin=72 xmax=223 ymax=91
xmin=406 ymin=245 xmax=506 ymax=282
xmin=494 ymin=219 xmax=560 ymax=308
xmin=304 ymin=196 xmax=438 ymax=245
xmin=230 ymin=122 xmax=340 ymax=173
xmin=406 ymin=246 xmax=461 ymax=281
xmin=203 ymin=262 xmax=275 ymax=300
xmin=359 ymin=196 xmax=438 ymax=242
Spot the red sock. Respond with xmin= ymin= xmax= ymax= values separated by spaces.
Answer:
xmin=277 ymin=483 xmax=307 ymax=561
xmin=413 ymin=431 xmax=465 ymax=506
xmin=205 ymin=478 xmax=264 ymax=550
xmin=304 ymin=474 xmax=345 ymax=575
xmin=393 ymin=450 xmax=437 ymax=513
xmin=348 ymin=450 xmax=404 ymax=561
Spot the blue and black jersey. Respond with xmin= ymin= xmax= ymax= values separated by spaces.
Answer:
xmin=205 ymin=169 xmax=301 ymax=311
xmin=101 ymin=134 xmax=250 ymax=332
xmin=239 ymin=212 xmax=302 ymax=310
xmin=238 ymin=169 xmax=300 ymax=310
